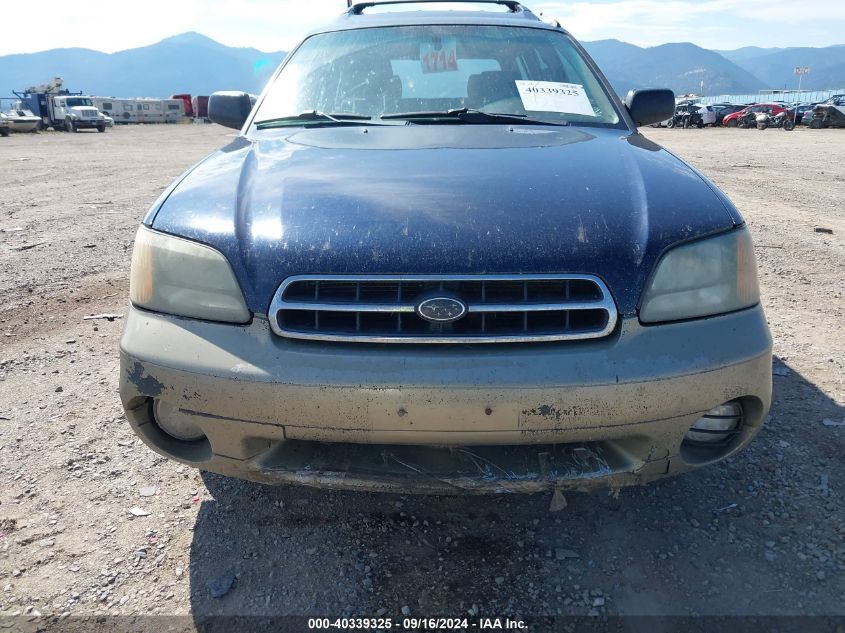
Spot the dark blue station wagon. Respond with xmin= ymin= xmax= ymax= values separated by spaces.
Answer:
xmin=120 ymin=0 xmax=772 ymax=494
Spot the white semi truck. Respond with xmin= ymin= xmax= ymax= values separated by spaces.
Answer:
xmin=14 ymin=78 xmax=107 ymax=133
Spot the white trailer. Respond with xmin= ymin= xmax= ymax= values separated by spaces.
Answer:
xmin=91 ymin=97 xmax=186 ymax=124
xmin=163 ymin=98 xmax=186 ymax=123
xmin=133 ymin=99 xmax=162 ymax=124
xmin=92 ymin=97 xmax=120 ymax=121
xmin=103 ymin=99 xmax=141 ymax=124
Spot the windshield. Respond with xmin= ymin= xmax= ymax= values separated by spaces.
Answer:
xmin=253 ymin=25 xmax=621 ymax=127
xmin=67 ymin=98 xmax=93 ymax=107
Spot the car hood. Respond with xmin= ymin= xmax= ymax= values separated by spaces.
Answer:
xmin=149 ymin=125 xmax=738 ymax=317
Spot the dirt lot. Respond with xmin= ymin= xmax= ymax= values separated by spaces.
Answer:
xmin=0 ymin=125 xmax=843 ymax=628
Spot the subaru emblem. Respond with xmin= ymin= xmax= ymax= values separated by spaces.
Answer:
xmin=416 ymin=296 xmax=468 ymax=324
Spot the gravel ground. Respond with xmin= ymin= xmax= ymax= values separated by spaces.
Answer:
xmin=0 ymin=125 xmax=843 ymax=627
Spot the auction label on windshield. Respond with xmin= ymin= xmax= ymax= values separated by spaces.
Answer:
xmin=421 ymin=37 xmax=459 ymax=73
xmin=515 ymin=81 xmax=594 ymax=116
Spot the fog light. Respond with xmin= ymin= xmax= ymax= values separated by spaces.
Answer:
xmin=685 ymin=401 xmax=743 ymax=445
xmin=153 ymin=400 xmax=206 ymax=442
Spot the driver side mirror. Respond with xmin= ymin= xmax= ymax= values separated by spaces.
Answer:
xmin=208 ymin=91 xmax=253 ymax=130
xmin=624 ymin=89 xmax=676 ymax=127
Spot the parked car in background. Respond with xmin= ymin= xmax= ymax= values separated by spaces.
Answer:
xmin=792 ymin=103 xmax=816 ymax=125
xmin=801 ymin=108 xmax=816 ymax=126
xmin=723 ymin=103 xmax=791 ymax=127
xmin=698 ymin=104 xmax=717 ymax=126
xmin=808 ymin=95 xmax=845 ymax=129
xmin=665 ymin=103 xmax=714 ymax=128
xmin=120 ymin=0 xmax=771 ymax=494
xmin=713 ymin=104 xmax=745 ymax=125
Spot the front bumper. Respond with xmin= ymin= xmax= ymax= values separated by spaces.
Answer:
xmin=72 ymin=119 xmax=103 ymax=128
xmin=119 ymin=305 xmax=772 ymax=494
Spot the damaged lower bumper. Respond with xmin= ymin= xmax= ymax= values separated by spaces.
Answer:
xmin=126 ymin=403 xmax=677 ymax=494
xmin=119 ymin=305 xmax=772 ymax=494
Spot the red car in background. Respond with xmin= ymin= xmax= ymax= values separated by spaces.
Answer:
xmin=722 ymin=103 xmax=793 ymax=127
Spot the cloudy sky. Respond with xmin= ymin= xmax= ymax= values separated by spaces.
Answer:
xmin=2 ymin=0 xmax=844 ymax=55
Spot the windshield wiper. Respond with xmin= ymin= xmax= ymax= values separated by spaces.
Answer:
xmin=255 ymin=111 xmax=372 ymax=129
xmin=380 ymin=108 xmax=568 ymax=126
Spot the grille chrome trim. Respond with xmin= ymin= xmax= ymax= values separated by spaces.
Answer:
xmin=268 ymin=274 xmax=618 ymax=344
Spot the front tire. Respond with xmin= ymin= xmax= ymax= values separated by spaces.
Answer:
xmin=97 ymin=124 xmax=106 ymax=133
xmin=783 ymin=119 xmax=795 ymax=131
xmin=65 ymin=118 xmax=76 ymax=133
xmin=666 ymin=118 xmax=676 ymax=129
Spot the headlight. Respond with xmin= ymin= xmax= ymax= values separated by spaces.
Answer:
xmin=129 ymin=226 xmax=250 ymax=323
xmin=640 ymin=228 xmax=759 ymax=323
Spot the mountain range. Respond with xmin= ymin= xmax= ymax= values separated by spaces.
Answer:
xmin=716 ymin=44 xmax=845 ymax=91
xmin=0 ymin=33 xmax=286 ymax=100
xmin=1 ymin=32 xmax=843 ymax=102
xmin=583 ymin=40 xmax=767 ymax=96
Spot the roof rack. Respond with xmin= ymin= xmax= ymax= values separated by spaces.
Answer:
xmin=347 ymin=0 xmax=523 ymax=15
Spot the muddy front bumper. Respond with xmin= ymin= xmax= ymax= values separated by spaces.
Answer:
xmin=119 ymin=305 xmax=772 ymax=494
